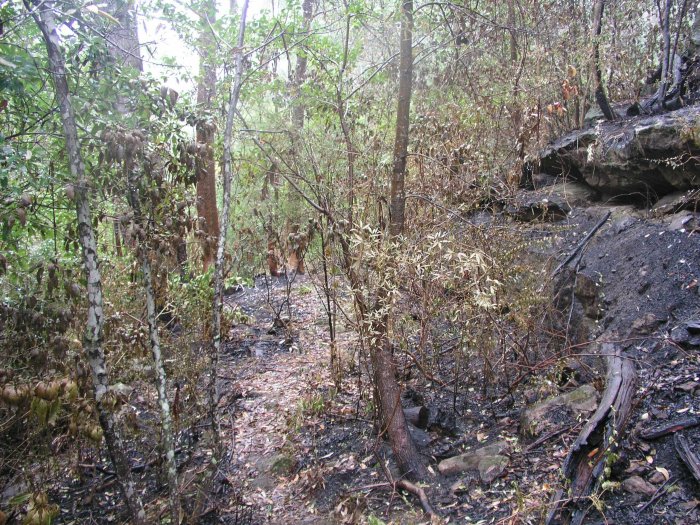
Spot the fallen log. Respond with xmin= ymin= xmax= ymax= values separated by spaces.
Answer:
xmin=546 ymin=342 xmax=636 ymax=525
xmin=640 ymin=417 xmax=700 ymax=440
xmin=404 ymin=406 xmax=429 ymax=429
xmin=674 ymin=433 xmax=700 ymax=485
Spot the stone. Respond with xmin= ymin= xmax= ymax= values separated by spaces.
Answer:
xmin=108 ymin=383 xmax=133 ymax=398
xmin=667 ymin=212 xmax=700 ymax=232
xmin=648 ymin=470 xmax=667 ymax=484
xmin=520 ymin=384 xmax=599 ymax=438
xmin=654 ymin=192 xmax=690 ymax=215
xmin=477 ymin=454 xmax=510 ymax=483
xmin=621 ymin=475 xmax=657 ymax=497
xmin=630 ymin=313 xmax=665 ymax=335
xmin=537 ymin=104 xmax=700 ymax=197
xmin=437 ymin=440 xmax=510 ymax=478
xmin=408 ymin=424 xmax=432 ymax=448
xmin=505 ymin=194 xmax=570 ymax=222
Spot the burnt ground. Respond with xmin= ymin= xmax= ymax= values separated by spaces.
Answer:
xmin=4 ymin=192 xmax=698 ymax=525
xmin=548 ymin=202 xmax=700 ymax=525
xmin=211 ymin=196 xmax=700 ymax=524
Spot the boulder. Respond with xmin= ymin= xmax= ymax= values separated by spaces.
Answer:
xmin=536 ymin=104 xmax=700 ymax=197
xmin=520 ymin=384 xmax=599 ymax=438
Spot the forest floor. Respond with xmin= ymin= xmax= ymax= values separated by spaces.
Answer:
xmin=211 ymin=199 xmax=700 ymax=525
xmin=212 ymin=273 xmax=571 ymax=525
xmin=8 ymin=196 xmax=699 ymax=525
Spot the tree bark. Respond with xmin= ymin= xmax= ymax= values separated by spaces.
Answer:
xmin=372 ymin=0 xmax=426 ymax=481
xmin=209 ymin=0 xmax=249 ymax=457
xmin=591 ymin=0 xmax=616 ymax=120
xmin=105 ymin=2 xmax=180 ymax=520
xmin=291 ymin=0 xmax=315 ymax=129
xmin=126 ymin=170 xmax=180 ymax=524
xmin=29 ymin=2 xmax=145 ymax=522
xmin=284 ymin=0 xmax=315 ymax=273
xmin=337 ymin=11 xmax=357 ymax=229
xmin=658 ymin=0 xmax=673 ymax=106
xmin=196 ymin=0 xmax=220 ymax=270
xmin=389 ymin=1 xmax=413 ymax=237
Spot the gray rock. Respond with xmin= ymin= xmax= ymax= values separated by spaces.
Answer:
xmin=630 ymin=313 xmax=665 ymax=335
xmin=108 ymin=382 xmax=134 ymax=397
xmin=438 ymin=440 xmax=510 ymax=481
xmin=537 ymin=105 xmax=700 ymax=197
xmin=520 ymin=384 xmax=599 ymax=438
xmin=408 ymin=423 xmax=432 ymax=448
xmin=505 ymin=194 xmax=570 ymax=222
xmin=477 ymin=454 xmax=510 ymax=483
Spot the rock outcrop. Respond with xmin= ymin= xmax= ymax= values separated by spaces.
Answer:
xmin=532 ymin=103 xmax=700 ymax=198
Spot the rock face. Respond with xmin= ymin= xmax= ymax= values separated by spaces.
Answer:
xmin=520 ymin=384 xmax=599 ymax=438
xmin=535 ymin=104 xmax=700 ymax=197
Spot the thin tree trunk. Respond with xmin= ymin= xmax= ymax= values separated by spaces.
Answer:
xmin=389 ymin=0 xmax=413 ymax=237
xmin=291 ymin=0 xmax=315 ymax=129
xmin=209 ymin=0 xmax=249 ymax=465
xmin=126 ymin=170 xmax=180 ymax=523
xmin=337 ymin=236 xmax=428 ymax=480
xmin=337 ymin=11 xmax=356 ymax=230
xmin=28 ymin=2 xmax=145 ymax=522
xmin=113 ymin=219 xmax=123 ymax=257
xmin=591 ymin=0 xmax=616 ymax=120
xmin=658 ymin=0 xmax=672 ymax=106
xmin=363 ymin=0 xmax=426 ymax=480
xmin=284 ymin=0 xmax=315 ymax=272
xmin=196 ymin=0 xmax=220 ymax=270
xmin=106 ymin=2 xmax=180 ymax=520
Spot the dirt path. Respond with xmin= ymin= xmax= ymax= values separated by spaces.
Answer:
xmin=217 ymin=274 xmax=348 ymax=523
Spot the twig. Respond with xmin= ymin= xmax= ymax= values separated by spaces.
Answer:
xmin=552 ymin=211 xmax=611 ymax=276
xmin=641 ymin=417 xmax=700 ymax=440
xmin=523 ymin=426 xmax=570 ymax=453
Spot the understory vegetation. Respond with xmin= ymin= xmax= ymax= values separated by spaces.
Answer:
xmin=1 ymin=0 xmax=697 ymax=523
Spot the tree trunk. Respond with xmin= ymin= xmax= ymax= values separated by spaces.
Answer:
xmin=291 ymin=0 xmax=315 ymax=129
xmin=389 ymin=0 xmax=413 ymax=237
xmin=209 ymin=0 xmax=249 ymax=461
xmin=126 ymin=170 xmax=180 ymax=523
xmin=29 ymin=2 xmax=146 ymax=522
xmin=591 ymin=0 xmax=616 ymax=120
xmin=106 ymin=1 xmax=180 ymax=520
xmin=196 ymin=0 xmax=220 ymax=270
xmin=337 ymin=11 xmax=357 ymax=229
xmin=375 ymin=0 xmax=426 ymax=481
xmin=658 ymin=0 xmax=673 ymax=106
xmin=284 ymin=0 xmax=315 ymax=272
xmin=335 ymin=233 xmax=428 ymax=480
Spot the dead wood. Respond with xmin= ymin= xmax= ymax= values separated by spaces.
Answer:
xmin=404 ymin=406 xmax=429 ymax=429
xmin=546 ymin=342 xmax=636 ymax=525
xmin=635 ymin=477 xmax=675 ymax=516
xmin=395 ymin=479 xmax=437 ymax=519
xmin=674 ymin=433 xmax=700 ymax=484
xmin=640 ymin=417 xmax=700 ymax=440
xmin=523 ymin=426 xmax=570 ymax=453
xmin=552 ymin=211 xmax=611 ymax=277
